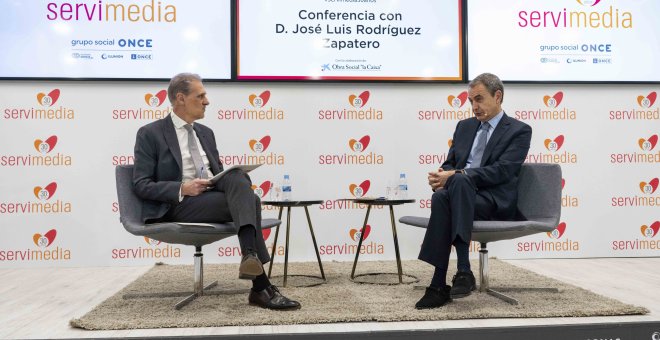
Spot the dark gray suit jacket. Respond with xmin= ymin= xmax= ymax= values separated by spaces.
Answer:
xmin=133 ymin=115 xmax=223 ymax=222
xmin=442 ymin=113 xmax=532 ymax=219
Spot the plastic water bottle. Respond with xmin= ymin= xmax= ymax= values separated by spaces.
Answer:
xmin=398 ymin=173 xmax=408 ymax=199
xmin=282 ymin=174 xmax=292 ymax=201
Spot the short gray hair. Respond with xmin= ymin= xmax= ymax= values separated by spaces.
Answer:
xmin=168 ymin=73 xmax=202 ymax=104
xmin=469 ymin=73 xmax=504 ymax=103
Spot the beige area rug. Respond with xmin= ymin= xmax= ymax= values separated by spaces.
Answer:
xmin=70 ymin=259 xmax=647 ymax=330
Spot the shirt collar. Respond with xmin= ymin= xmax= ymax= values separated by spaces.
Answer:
xmin=170 ymin=113 xmax=191 ymax=129
xmin=484 ymin=110 xmax=504 ymax=129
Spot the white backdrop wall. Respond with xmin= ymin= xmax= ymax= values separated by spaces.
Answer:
xmin=0 ymin=81 xmax=658 ymax=268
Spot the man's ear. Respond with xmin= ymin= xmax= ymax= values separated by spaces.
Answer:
xmin=495 ymin=90 xmax=503 ymax=104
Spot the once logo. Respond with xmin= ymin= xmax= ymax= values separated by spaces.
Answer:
xmin=641 ymin=221 xmax=659 ymax=238
xmin=34 ymin=135 xmax=58 ymax=154
xmin=349 ymin=180 xmax=370 ymax=198
xmin=547 ymin=222 xmax=566 ymax=239
xmin=640 ymin=178 xmax=659 ymax=194
xmin=637 ymin=91 xmax=657 ymax=108
xmin=349 ymin=135 xmax=370 ymax=152
xmin=543 ymin=92 xmax=563 ymax=109
xmin=638 ymin=135 xmax=658 ymax=151
xmin=252 ymin=181 xmax=272 ymax=198
xmin=349 ymin=91 xmax=370 ymax=108
xmin=34 ymin=182 xmax=57 ymax=200
xmin=349 ymin=225 xmax=371 ymax=241
xmin=448 ymin=91 xmax=468 ymax=109
xmin=144 ymin=90 xmax=167 ymax=107
xmin=249 ymin=91 xmax=271 ymax=108
xmin=249 ymin=136 xmax=271 ymax=153
xmin=36 ymin=89 xmax=61 ymax=107
xmin=33 ymin=229 xmax=57 ymax=248
xmin=544 ymin=135 xmax=565 ymax=152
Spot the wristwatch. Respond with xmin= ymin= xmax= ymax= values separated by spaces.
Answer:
xmin=455 ymin=169 xmax=465 ymax=175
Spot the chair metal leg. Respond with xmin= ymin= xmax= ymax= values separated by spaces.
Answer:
xmin=389 ymin=205 xmax=403 ymax=284
xmin=351 ymin=205 xmax=371 ymax=279
xmin=268 ymin=207 xmax=284 ymax=277
xmin=479 ymin=242 xmax=559 ymax=305
xmin=304 ymin=206 xmax=326 ymax=281
xmin=123 ymin=246 xmax=247 ymax=310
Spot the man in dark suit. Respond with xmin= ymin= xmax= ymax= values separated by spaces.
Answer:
xmin=133 ymin=73 xmax=300 ymax=310
xmin=415 ymin=73 xmax=532 ymax=309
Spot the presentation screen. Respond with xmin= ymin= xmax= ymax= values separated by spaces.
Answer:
xmin=237 ymin=0 xmax=463 ymax=81
xmin=468 ymin=0 xmax=660 ymax=82
xmin=0 ymin=0 xmax=232 ymax=80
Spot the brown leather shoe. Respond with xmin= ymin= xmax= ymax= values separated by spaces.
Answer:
xmin=239 ymin=251 xmax=263 ymax=280
xmin=248 ymin=285 xmax=301 ymax=310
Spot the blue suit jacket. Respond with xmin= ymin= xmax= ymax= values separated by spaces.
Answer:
xmin=132 ymin=115 xmax=224 ymax=222
xmin=442 ymin=113 xmax=532 ymax=219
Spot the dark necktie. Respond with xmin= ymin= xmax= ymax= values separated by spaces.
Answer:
xmin=184 ymin=124 xmax=208 ymax=179
xmin=471 ymin=121 xmax=490 ymax=168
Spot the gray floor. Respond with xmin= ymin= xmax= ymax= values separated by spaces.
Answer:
xmin=1 ymin=257 xmax=658 ymax=339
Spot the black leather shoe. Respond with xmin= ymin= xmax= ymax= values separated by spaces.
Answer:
xmin=415 ymin=285 xmax=452 ymax=309
xmin=450 ymin=270 xmax=476 ymax=298
xmin=239 ymin=250 xmax=263 ymax=280
xmin=249 ymin=285 xmax=301 ymax=310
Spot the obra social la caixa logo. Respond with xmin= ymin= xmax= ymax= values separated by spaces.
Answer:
xmin=526 ymin=134 xmax=577 ymax=164
xmin=0 ymin=135 xmax=72 ymax=167
xmin=0 ymin=181 xmax=74 ymax=214
xmin=218 ymin=90 xmax=285 ymax=121
xmin=111 ymin=89 xmax=172 ymax=120
xmin=0 ymin=229 xmax=71 ymax=262
xmin=517 ymin=222 xmax=580 ymax=252
xmin=612 ymin=221 xmax=660 ymax=251
xmin=111 ymin=236 xmax=182 ymax=259
xmin=610 ymin=177 xmax=660 ymax=208
xmin=218 ymin=135 xmax=285 ymax=166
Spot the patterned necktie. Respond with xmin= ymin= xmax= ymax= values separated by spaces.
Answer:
xmin=184 ymin=124 xmax=208 ymax=179
xmin=471 ymin=121 xmax=490 ymax=168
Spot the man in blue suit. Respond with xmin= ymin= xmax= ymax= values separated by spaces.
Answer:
xmin=416 ymin=73 xmax=532 ymax=309
xmin=133 ymin=73 xmax=300 ymax=310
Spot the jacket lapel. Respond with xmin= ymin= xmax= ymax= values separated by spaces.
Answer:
xmin=481 ymin=113 xmax=511 ymax=166
xmin=162 ymin=115 xmax=183 ymax=172
xmin=456 ymin=119 xmax=480 ymax=168
xmin=194 ymin=125 xmax=222 ymax=175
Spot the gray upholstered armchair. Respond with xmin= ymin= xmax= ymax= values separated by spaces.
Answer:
xmin=115 ymin=164 xmax=281 ymax=309
xmin=400 ymin=163 xmax=562 ymax=304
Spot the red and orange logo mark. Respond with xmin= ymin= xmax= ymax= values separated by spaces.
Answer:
xmin=637 ymin=92 xmax=657 ymax=108
xmin=33 ymin=229 xmax=57 ymax=248
xmin=447 ymin=91 xmax=468 ymax=109
xmin=34 ymin=135 xmax=58 ymax=154
xmin=349 ymin=225 xmax=371 ymax=241
xmin=349 ymin=180 xmax=370 ymax=198
xmin=144 ymin=90 xmax=167 ymax=107
xmin=543 ymin=91 xmax=563 ymax=108
xmin=143 ymin=237 xmax=162 ymax=246
xmin=640 ymin=178 xmax=659 ymax=194
xmin=349 ymin=91 xmax=370 ymax=108
xmin=576 ymin=0 xmax=601 ymax=6
xmin=641 ymin=221 xmax=659 ymax=238
xmin=252 ymin=181 xmax=272 ymax=198
xmin=544 ymin=135 xmax=564 ymax=152
xmin=249 ymin=136 xmax=271 ymax=153
xmin=639 ymin=135 xmax=658 ymax=151
xmin=34 ymin=182 xmax=57 ymax=200
xmin=547 ymin=222 xmax=566 ymax=239
xmin=36 ymin=89 xmax=60 ymax=107
xmin=249 ymin=91 xmax=271 ymax=108
xmin=349 ymin=135 xmax=370 ymax=152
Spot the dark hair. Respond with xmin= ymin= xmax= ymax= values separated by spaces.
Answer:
xmin=469 ymin=73 xmax=504 ymax=103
